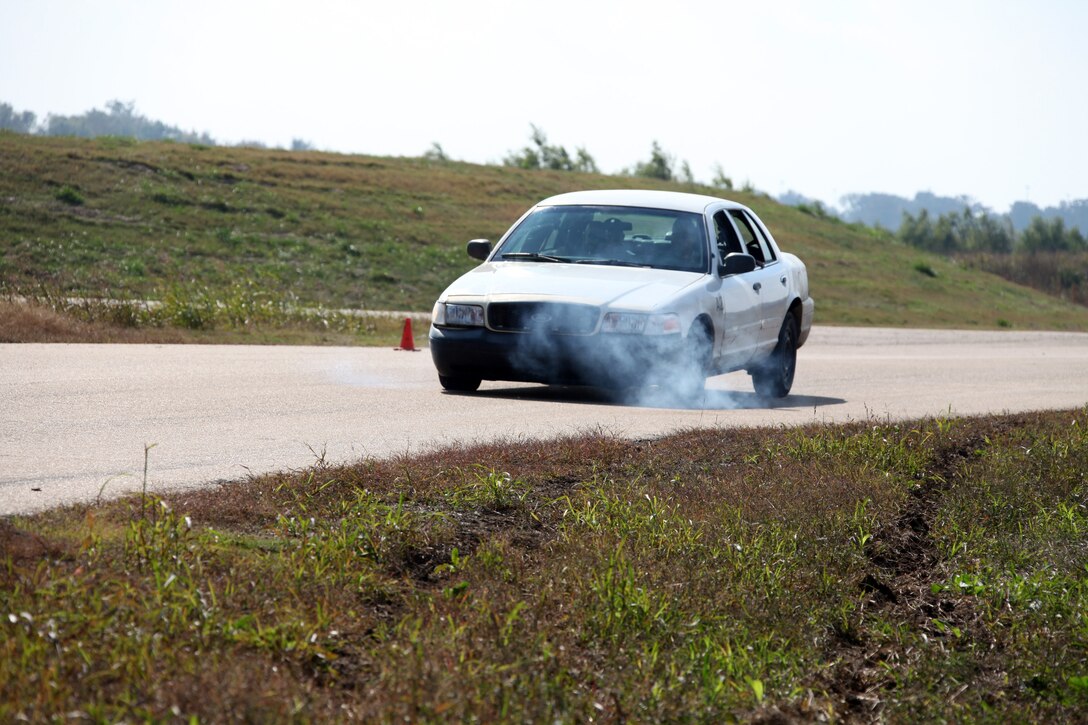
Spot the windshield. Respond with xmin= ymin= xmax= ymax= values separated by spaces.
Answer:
xmin=496 ymin=205 xmax=709 ymax=273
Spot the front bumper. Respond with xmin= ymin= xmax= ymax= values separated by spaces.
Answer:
xmin=429 ymin=324 xmax=682 ymax=387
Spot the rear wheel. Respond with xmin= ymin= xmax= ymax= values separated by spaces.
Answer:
xmin=752 ymin=315 xmax=798 ymax=398
xmin=438 ymin=375 xmax=481 ymax=392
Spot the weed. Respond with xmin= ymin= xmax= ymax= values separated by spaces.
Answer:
xmin=5 ymin=283 xmax=408 ymax=345
xmin=914 ymin=261 xmax=938 ymax=277
xmin=2 ymin=408 xmax=1088 ymax=720
xmin=54 ymin=185 xmax=84 ymax=205
xmin=447 ymin=467 xmax=529 ymax=510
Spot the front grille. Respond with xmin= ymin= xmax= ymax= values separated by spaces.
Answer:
xmin=487 ymin=302 xmax=600 ymax=335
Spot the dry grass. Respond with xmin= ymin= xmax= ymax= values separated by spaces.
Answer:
xmin=0 ymin=299 xmax=186 ymax=343
xmin=0 ymin=297 xmax=414 ymax=346
xmin=961 ymin=251 xmax=1088 ymax=308
xmin=3 ymin=409 xmax=1087 ymax=721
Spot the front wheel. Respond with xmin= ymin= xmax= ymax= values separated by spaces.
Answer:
xmin=671 ymin=321 xmax=712 ymax=402
xmin=438 ymin=375 xmax=481 ymax=392
xmin=752 ymin=315 xmax=798 ymax=398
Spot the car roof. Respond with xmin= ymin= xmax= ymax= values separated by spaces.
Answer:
xmin=536 ymin=189 xmax=745 ymax=214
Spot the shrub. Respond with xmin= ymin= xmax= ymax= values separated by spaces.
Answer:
xmin=54 ymin=186 xmax=84 ymax=206
xmin=913 ymin=261 xmax=938 ymax=278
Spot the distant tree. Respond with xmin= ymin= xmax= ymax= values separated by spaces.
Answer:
xmin=630 ymin=140 xmax=675 ymax=181
xmin=1009 ymin=201 xmax=1042 ymax=232
xmin=1007 ymin=200 xmax=1087 ymax=237
xmin=796 ymin=200 xmax=838 ymax=221
xmin=423 ymin=142 xmax=450 ymax=162
xmin=841 ymin=192 xmax=913 ymax=229
xmin=290 ymin=138 xmax=314 ymax=151
xmin=778 ymin=191 xmax=840 ymax=222
xmin=842 ymin=191 xmax=987 ymax=231
xmin=914 ymin=191 xmax=984 ymax=218
xmin=711 ymin=164 xmax=734 ymax=191
xmin=572 ymin=147 xmax=599 ymax=174
xmin=0 ymin=102 xmax=36 ymax=133
xmin=930 ymin=212 xmax=959 ymax=254
xmin=678 ymin=160 xmax=695 ymax=185
xmin=898 ymin=209 xmax=934 ymax=249
xmin=1020 ymin=216 xmax=1085 ymax=253
xmin=800 ymin=187 xmax=1087 ymax=242
xmin=960 ymin=209 xmax=1014 ymax=253
xmin=504 ymin=131 xmax=540 ymax=169
xmin=43 ymin=100 xmax=215 ymax=144
xmin=539 ymin=138 xmax=572 ymax=171
xmin=1055 ymin=199 xmax=1088 ymax=238
xmin=504 ymin=124 xmax=598 ymax=173
xmin=899 ymin=206 xmax=1080 ymax=256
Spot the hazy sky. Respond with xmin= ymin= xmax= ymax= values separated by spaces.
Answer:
xmin=2 ymin=0 xmax=1085 ymax=211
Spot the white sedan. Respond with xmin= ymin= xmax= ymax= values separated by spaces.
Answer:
xmin=429 ymin=189 xmax=814 ymax=399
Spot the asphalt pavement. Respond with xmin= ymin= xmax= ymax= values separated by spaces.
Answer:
xmin=2 ymin=326 xmax=1086 ymax=515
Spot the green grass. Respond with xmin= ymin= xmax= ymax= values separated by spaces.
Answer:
xmin=2 ymin=131 xmax=1087 ymax=337
xmin=3 ymin=408 xmax=1087 ymax=721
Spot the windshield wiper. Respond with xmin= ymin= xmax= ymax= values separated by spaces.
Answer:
xmin=500 ymin=252 xmax=569 ymax=263
xmin=574 ymin=258 xmax=650 ymax=268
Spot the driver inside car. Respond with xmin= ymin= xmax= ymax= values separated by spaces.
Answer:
xmin=666 ymin=216 xmax=705 ymax=269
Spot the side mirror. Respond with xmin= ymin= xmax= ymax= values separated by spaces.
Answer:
xmin=720 ymin=252 xmax=757 ymax=277
xmin=467 ymin=239 xmax=492 ymax=261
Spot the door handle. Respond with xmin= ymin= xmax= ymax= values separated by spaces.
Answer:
xmin=780 ymin=276 xmax=788 ymax=286
xmin=753 ymin=282 xmax=762 ymax=292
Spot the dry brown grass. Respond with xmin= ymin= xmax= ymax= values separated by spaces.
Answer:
xmin=4 ymin=409 xmax=1088 ymax=721
xmin=0 ymin=298 xmax=410 ymax=346
xmin=0 ymin=300 xmax=186 ymax=343
xmin=961 ymin=251 xmax=1088 ymax=308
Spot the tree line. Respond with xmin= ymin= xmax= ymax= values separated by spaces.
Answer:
xmin=898 ymin=208 xmax=1085 ymax=255
xmin=497 ymin=125 xmax=740 ymax=192
xmin=836 ymin=189 xmax=1088 ymax=238
xmin=0 ymin=100 xmax=313 ymax=150
xmin=898 ymin=208 xmax=1088 ymax=309
xmin=1 ymin=100 xmax=215 ymax=144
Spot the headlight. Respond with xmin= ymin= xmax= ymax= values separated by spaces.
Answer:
xmin=601 ymin=312 xmax=680 ymax=335
xmin=435 ymin=302 xmax=484 ymax=327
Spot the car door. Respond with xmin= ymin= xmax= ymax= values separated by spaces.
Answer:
xmin=708 ymin=209 xmax=763 ymax=369
xmin=727 ymin=209 xmax=790 ymax=352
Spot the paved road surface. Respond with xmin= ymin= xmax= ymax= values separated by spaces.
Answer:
xmin=2 ymin=326 xmax=1087 ymax=515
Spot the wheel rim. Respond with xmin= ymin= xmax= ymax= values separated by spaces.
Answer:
xmin=779 ymin=321 xmax=797 ymax=389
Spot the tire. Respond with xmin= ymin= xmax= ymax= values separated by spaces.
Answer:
xmin=438 ymin=375 xmax=481 ymax=392
xmin=752 ymin=314 xmax=798 ymax=399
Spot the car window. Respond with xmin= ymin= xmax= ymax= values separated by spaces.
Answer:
xmin=728 ymin=209 xmax=772 ymax=265
xmin=743 ymin=210 xmax=777 ymax=262
xmin=713 ymin=210 xmax=744 ymax=258
xmin=497 ymin=205 xmax=709 ymax=273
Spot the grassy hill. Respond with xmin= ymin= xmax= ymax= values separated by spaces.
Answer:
xmin=2 ymin=131 xmax=1086 ymax=332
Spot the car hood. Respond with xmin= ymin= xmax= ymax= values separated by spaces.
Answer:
xmin=439 ymin=261 xmax=704 ymax=312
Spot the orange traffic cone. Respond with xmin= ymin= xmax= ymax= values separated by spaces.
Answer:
xmin=395 ymin=317 xmax=418 ymax=351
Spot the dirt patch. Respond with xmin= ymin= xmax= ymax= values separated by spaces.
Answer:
xmin=0 ymin=519 xmax=68 ymax=563
xmin=818 ymin=430 xmax=998 ymax=720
